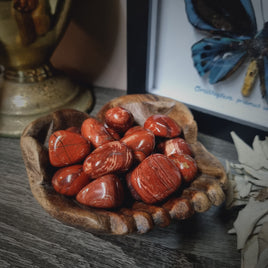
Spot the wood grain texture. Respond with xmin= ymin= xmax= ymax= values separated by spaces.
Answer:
xmin=0 ymin=87 xmax=241 ymax=267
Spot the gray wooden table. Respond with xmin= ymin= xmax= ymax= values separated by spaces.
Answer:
xmin=0 ymin=87 xmax=241 ymax=267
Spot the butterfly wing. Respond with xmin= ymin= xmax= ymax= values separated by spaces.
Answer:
xmin=192 ymin=37 xmax=248 ymax=83
xmin=185 ymin=0 xmax=258 ymax=84
xmin=184 ymin=0 xmax=257 ymax=37
xmin=186 ymin=0 xmax=268 ymax=101
xmin=257 ymin=56 xmax=268 ymax=102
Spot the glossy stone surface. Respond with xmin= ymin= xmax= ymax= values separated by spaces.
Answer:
xmin=124 ymin=126 xmax=143 ymax=136
xmin=104 ymin=106 xmax=134 ymax=133
xmin=121 ymin=126 xmax=155 ymax=162
xmin=52 ymin=165 xmax=91 ymax=196
xmin=168 ymin=153 xmax=198 ymax=183
xmin=144 ymin=114 xmax=182 ymax=138
xmin=81 ymin=118 xmax=114 ymax=148
xmin=126 ymin=171 xmax=141 ymax=201
xmin=48 ymin=130 xmax=91 ymax=167
xmin=130 ymin=154 xmax=182 ymax=204
xmin=83 ymin=141 xmax=133 ymax=178
xmin=157 ymin=137 xmax=193 ymax=156
xmin=65 ymin=126 xmax=81 ymax=134
xmin=76 ymin=174 xmax=124 ymax=208
xmin=104 ymin=123 xmax=121 ymax=140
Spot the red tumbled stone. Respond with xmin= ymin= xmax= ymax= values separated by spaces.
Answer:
xmin=121 ymin=126 xmax=155 ymax=162
xmin=157 ymin=137 xmax=193 ymax=156
xmin=130 ymin=154 xmax=182 ymax=204
xmin=81 ymin=118 xmax=114 ymax=148
xmin=144 ymin=114 xmax=182 ymax=138
xmin=104 ymin=106 xmax=134 ymax=133
xmin=126 ymin=171 xmax=141 ymax=201
xmin=168 ymin=153 xmax=198 ymax=183
xmin=76 ymin=174 xmax=124 ymax=208
xmin=124 ymin=126 xmax=143 ymax=136
xmin=83 ymin=141 xmax=133 ymax=178
xmin=104 ymin=123 xmax=121 ymax=140
xmin=49 ymin=130 xmax=91 ymax=167
xmin=52 ymin=165 xmax=91 ymax=196
xmin=65 ymin=126 xmax=81 ymax=134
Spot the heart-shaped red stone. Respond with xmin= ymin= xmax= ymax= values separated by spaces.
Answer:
xmin=83 ymin=141 xmax=133 ymax=178
xmin=168 ymin=153 xmax=198 ymax=183
xmin=76 ymin=174 xmax=124 ymax=208
xmin=52 ymin=165 xmax=91 ymax=196
xmin=121 ymin=126 xmax=155 ymax=162
xmin=49 ymin=130 xmax=91 ymax=167
xmin=81 ymin=118 xmax=114 ymax=148
xmin=144 ymin=114 xmax=182 ymax=138
xmin=104 ymin=106 xmax=134 ymax=133
xmin=157 ymin=137 xmax=192 ymax=156
xmin=130 ymin=154 xmax=182 ymax=204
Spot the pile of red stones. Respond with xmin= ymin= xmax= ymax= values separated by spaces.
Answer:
xmin=48 ymin=107 xmax=198 ymax=209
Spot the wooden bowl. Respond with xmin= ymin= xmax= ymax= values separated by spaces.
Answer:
xmin=20 ymin=94 xmax=228 ymax=235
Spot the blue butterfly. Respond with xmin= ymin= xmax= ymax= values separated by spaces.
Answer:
xmin=184 ymin=0 xmax=268 ymax=102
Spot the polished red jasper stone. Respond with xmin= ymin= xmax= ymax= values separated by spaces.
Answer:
xmin=104 ymin=123 xmax=121 ymax=140
xmin=121 ymin=126 xmax=155 ymax=162
xmin=52 ymin=165 xmax=91 ymax=196
xmin=104 ymin=106 xmax=134 ymax=133
xmin=144 ymin=114 xmax=182 ymax=138
xmin=81 ymin=118 xmax=114 ymax=148
xmin=130 ymin=154 xmax=182 ymax=204
xmin=124 ymin=125 xmax=143 ymax=136
xmin=76 ymin=174 xmax=124 ymax=208
xmin=126 ymin=171 xmax=141 ymax=201
xmin=65 ymin=126 xmax=81 ymax=134
xmin=49 ymin=130 xmax=91 ymax=167
xmin=83 ymin=141 xmax=133 ymax=178
xmin=157 ymin=137 xmax=192 ymax=156
xmin=168 ymin=153 xmax=198 ymax=183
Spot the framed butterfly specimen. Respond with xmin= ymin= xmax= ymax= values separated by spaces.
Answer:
xmin=127 ymin=0 xmax=268 ymax=133
xmin=185 ymin=0 xmax=268 ymax=102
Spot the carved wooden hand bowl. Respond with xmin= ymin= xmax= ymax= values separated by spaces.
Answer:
xmin=20 ymin=94 xmax=228 ymax=235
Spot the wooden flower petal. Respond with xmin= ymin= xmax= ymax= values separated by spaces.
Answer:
xmin=162 ymin=197 xmax=194 ymax=220
xmin=191 ymin=174 xmax=225 ymax=206
xmin=120 ymin=208 xmax=154 ymax=234
xmin=132 ymin=201 xmax=171 ymax=227
xmin=182 ymin=187 xmax=212 ymax=213
xmin=190 ymin=142 xmax=228 ymax=189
